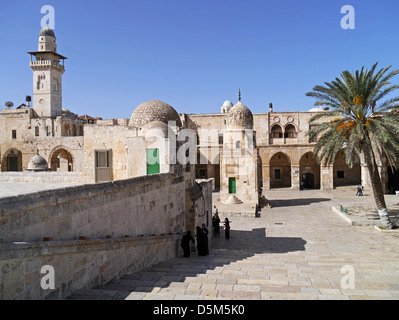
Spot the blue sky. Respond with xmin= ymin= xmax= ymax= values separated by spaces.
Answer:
xmin=1 ymin=0 xmax=398 ymax=119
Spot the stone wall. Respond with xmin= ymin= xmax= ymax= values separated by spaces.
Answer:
xmin=0 ymin=235 xmax=179 ymax=299
xmin=0 ymin=173 xmax=186 ymax=243
xmin=0 ymin=172 xmax=194 ymax=299
xmin=0 ymin=172 xmax=213 ymax=299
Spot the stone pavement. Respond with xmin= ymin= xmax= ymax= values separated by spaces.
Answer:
xmin=68 ymin=188 xmax=399 ymax=300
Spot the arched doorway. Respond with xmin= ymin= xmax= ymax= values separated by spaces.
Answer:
xmin=299 ymin=152 xmax=320 ymax=189
xmin=333 ymin=149 xmax=361 ymax=187
xmin=50 ymin=148 xmax=73 ymax=172
xmin=2 ymin=149 xmax=22 ymax=172
xmin=270 ymin=152 xmax=291 ymax=188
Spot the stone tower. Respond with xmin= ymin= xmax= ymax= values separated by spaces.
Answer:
xmin=220 ymin=101 xmax=260 ymax=206
xmin=28 ymin=26 xmax=67 ymax=118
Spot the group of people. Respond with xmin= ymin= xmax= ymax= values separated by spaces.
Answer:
xmin=212 ymin=205 xmax=230 ymax=240
xmin=180 ymin=206 xmax=231 ymax=258
xmin=180 ymin=223 xmax=209 ymax=257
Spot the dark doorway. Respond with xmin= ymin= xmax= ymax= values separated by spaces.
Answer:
xmin=8 ymin=157 xmax=18 ymax=172
xmin=302 ymin=173 xmax=315 ymax=189
xmin=387 ymin=166 xmax=399 ymax=193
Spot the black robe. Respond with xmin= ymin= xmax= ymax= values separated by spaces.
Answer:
xmin=181 ymin=233 xmax=194 ymax=257
xmin=196 ymin=229 xmax=208 ymax=256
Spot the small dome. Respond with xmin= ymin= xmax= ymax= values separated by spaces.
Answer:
xmin=130 ymin=100 xmax=182 ymax=129
xmin=308 ymin=106 xmax=323 ymax=112
xmin=227 ymin=101 xmax=253 ymax=129
xmin=222 ymin=100 xmax=233 ymax=107
xmin=39 ymin=26 xmax=56 ymax=38
xmin=27 ymin=153 xmax=49 ymax=172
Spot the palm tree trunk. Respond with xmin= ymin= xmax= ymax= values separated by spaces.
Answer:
xmin=361 ymin=145 xmax=393 ymax=229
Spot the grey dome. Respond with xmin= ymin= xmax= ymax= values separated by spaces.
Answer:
xmin=39 ymin=27 xmax=56 ymax=38
xmin=27 ymin=153 xmax=49 ymax=172
xmin=227 ymin=101 xmax=253 ymax=129
xmin=130 ymin=100 xmax=182 ymax=129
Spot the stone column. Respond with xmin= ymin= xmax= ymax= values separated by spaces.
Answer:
xmin=262 ymin=165 xmax=270 ymax=190
xmin=291 ymin=165 xmax=300 ymax=190
xmin=320 ymin=165 xmax=334 ymax=190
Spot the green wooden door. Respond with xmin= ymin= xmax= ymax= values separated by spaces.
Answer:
xmin=229 ymin=177 xmax=236 ymax=194
xmin=8 ymin=157 xmax=18 ymax=172
xmin=147 ymin=149 xmax=160 ymax=175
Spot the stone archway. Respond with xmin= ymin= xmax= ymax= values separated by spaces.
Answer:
xmin=2 ymin=149 xmax=22 ymax=172
xmin=270 ymin=124 xmax=283 ymax=138
xmin=50 ymin=147 xmax=74 ymax=172
xmin=299 ymin=152 xmax=320 ymax=189
xmin=333 ymin=149 xmax=361 ymax=187
xmin=270 ymin=152 xmax=291 ymax=188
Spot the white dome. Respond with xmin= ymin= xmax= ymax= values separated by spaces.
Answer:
xmin=308 ymin=106 xmax=324 ymax=112
xmin=26 ymin=153 xmax=49 ymax=172
xmin=222 ymin=100 xmax=233 ymax=107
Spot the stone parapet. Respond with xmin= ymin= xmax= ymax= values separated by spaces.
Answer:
xmin=0 ymin=234 xmax=180 ymax=299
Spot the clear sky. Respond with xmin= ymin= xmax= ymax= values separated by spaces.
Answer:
xmin=1 ymin=0 xmax=398 ymax=119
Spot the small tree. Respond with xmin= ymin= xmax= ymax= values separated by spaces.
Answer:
xmin=306 ymin=63 xmax=399 ymax=229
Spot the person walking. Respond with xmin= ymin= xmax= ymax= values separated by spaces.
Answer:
xmin=212 ymin=212 xmax=220 ymax=236
xmin=195 ymin=226 xmax=207 ymax=256
xmin=224 ymin=218 xmax=230 ymax=240
xmin=356 ymin=184 xmax=364 ymax=196
xmin=181 ymin=231 xmax=194 ymax=258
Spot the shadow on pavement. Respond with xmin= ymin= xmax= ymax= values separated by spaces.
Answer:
xmin=270 ymin=198 xmax=331 ymax=208
xmin=68 ymin=228 xmax=306 ymax=300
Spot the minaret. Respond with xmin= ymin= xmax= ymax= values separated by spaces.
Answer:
xmin=28 ymin=26 xmax=67 ymax=118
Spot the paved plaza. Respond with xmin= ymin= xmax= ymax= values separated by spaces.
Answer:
xmin=69 ymin=188 xmax=399 ymax=300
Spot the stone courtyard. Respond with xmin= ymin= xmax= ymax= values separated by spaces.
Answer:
xmin=68 ymin=188 xmax=399 ymax=300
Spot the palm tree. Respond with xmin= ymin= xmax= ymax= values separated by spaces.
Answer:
xmin=306 ymin=63 xmax=399 ymax=229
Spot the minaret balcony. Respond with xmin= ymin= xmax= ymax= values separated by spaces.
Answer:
xmin=30 ymin=60 xmax=65 ymax=71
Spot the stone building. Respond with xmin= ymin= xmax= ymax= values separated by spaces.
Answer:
xmin=1 ymin=25 xmax=399 ymax=299
xmin=1 ymin=26 xmax=398 ymax=205
xmin=0 ymin=27 xmax=213 ymax=239
xmin=187 ymin=102 xmax=399 ymax=200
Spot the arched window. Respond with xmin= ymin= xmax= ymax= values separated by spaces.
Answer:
xmin=284 ymin=124 xmax=297 ymax=138
xmin=271 ymin=125 xmax=283 ymax=138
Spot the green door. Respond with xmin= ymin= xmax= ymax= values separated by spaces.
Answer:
xmin=147 ymin=149 xmax=160 ymax=175
xmin=8 ymin=157 xmax=18 ymax=172
xmin=229 ymin=177 xmax=236 ymax=194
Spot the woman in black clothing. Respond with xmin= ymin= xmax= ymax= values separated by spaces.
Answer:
xmin=181 ymin=231 xmax=194 ymax=257
xmin=195 ymin=226 xmax=207 ymax=256
xmin=224 ymin=218 xmax=230 ymax=239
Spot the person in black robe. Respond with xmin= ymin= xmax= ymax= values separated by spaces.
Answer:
xmin=224 ymin=218 xmax=230 ymax=239
xmin=195 ymin=226 xmax=207 ymax=256
xmin=213 ymin=212 xmax=221 ymax=236
xmin=181 ymin=231 xmax=194 ymax=258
